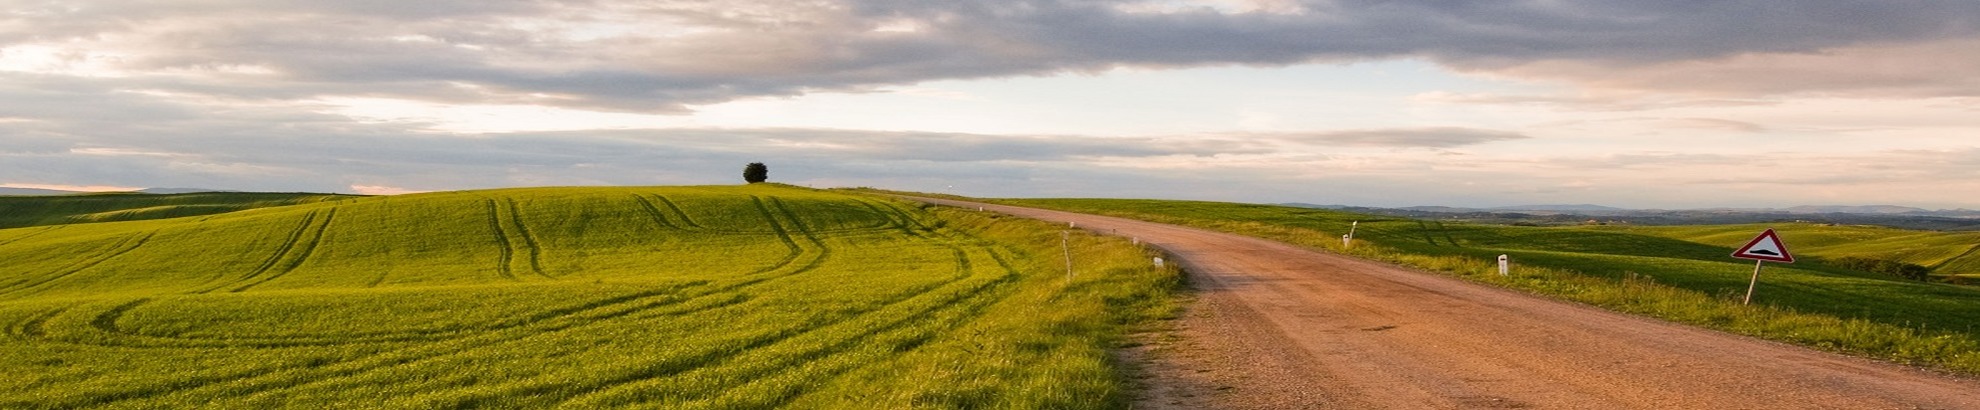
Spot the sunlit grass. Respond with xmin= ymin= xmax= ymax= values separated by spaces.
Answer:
xmin=0 ymin=185 xmax=1179 ymax=409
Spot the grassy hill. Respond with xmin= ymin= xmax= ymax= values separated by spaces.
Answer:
xmin=0 ymin=186 xmax=1176 ymax=409
xmin=0 ymin=192 xmax=356 ymax=230
xmin=997 ymin=198 xmax=1980 ymax=374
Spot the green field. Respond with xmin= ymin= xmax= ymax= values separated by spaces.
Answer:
xmin=0 ymin=186 xmax=1177 ymax=409
xmin=0 ymin=192 xmax=355 ymax=230
xmin=997 ymin=198 xmax=1980 ymax=373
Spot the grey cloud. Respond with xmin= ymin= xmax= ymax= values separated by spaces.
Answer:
xmin=0 ymin=77 xmax=1269 ymax=193
xmin=9 ymin=1 xmax=1980 ymax=111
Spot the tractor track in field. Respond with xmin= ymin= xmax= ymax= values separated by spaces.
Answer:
xmin=227 ymin=209 xmax=337 ymax=293
xmin=654 ymin=194 xmax=707 ymax=229
xmin=10 ymin=304 xmax=73 ymax=339
xmin=0 ymin=225 xmax=66 ymax=249
xmin=484 ymin=199 xmax=520 ymax=281
xmin=631 ymin=194 xmax=685 ymax=230
xmin=1935 ymin=243 xmax=1980 ymax=270
xmin=63 ymin=195 xmax=844 ymax=408
xmin=504 ymin=198 xmax=552 ymax=279
xmin=221 ymin=195 xmax=999 ymax=406
xmin=0 ymin=230 xmax=156 ymax=298
xmin=192 ymin=211 xmax=317 ymax=293
xmin=147 ymin=195 xmax=870 ymax=405
xmin=18 ymin=192 xmax=1036 ymax=409
xmin=908 ymin=197 xmax=1980 ymax=410
xmin=554 ymin=245 xmax=1014 ymax=407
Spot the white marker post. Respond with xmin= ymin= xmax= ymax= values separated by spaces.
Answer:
xmin=1154 ymin=257 xmax=1165 ymax=268
xmin=1344 ymin=221 xmax=1358 ymax=248
xmin=1730 ymin=228 xmax=1795 ymax=305
xmin=1498 ymin=254 xmax=1510 ymax=276
xmin=1062 ymin=231 xmax=1074 ymax=285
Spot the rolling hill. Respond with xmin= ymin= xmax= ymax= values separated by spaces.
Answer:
xmin=0 ymin=185 xmax=1176 ymax=409
xmin=0 ymin=192 xmax=356 ymax=230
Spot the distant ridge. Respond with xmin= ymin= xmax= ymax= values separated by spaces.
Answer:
xmin=139 ymin=187 xmax=236 ymax=194
xmin=1782 ymin=205 xmax=1929 ymax=215
xmin=0 ymin=187 xmax=81 ymax=196
xmin=1489 ymin=204 xmax=1627 ymax=212
xmin=1 ymin=187 xmax=238 ymax=196
xmin=1276 ymin=202 xmax=1980 ymax=230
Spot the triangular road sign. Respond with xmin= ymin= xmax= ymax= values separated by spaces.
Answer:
xmin=1732 ymin=228 xmax=1794 ymax=263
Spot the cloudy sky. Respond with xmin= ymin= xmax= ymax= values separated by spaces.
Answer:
xmin=4 ymin=0 xmax=1978 ymax=209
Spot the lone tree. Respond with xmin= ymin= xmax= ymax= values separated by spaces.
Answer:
xmin=742 ymin=162 xmax=769 ymax=184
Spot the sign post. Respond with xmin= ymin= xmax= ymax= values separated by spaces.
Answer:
xmin=1344 ymin=221 xmax=1358 ymax=248
xmin=1730 ymin=228 xmax=1795 ymax=305
xmin=1498 ymin=254 xmax=1509 ymax=276
xmin=1062 ymin=231 xmax=1074 ymax=285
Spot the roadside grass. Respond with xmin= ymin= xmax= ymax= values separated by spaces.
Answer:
xmin=0 ymin=185 xmax=1178 ymax=409
xmin=995 ymin=198 xmax=1980 ymax=375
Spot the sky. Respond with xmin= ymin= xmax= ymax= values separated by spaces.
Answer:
xmin=3 ymin=0 xmax=1979 ymax=209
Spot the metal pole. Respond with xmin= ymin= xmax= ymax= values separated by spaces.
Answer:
xmin=1743 ymin=259 xmax=1764 ymax=305
xmin=1061 ymin=230 xmax=1077 ymax=285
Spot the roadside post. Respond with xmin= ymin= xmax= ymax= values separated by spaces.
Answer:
xmin=1154 ymin=257 xmax=1164 ymax=268
xmin=1730 ymin=228 xmax=1795 ymax=305
xmin=1062 ymin=231 xmax=1074 ymax=285
xmin=1344 ymin=221 xmax=1358 ymax=248
xmin=1498 ymin=254 xmax=1509 ymax=276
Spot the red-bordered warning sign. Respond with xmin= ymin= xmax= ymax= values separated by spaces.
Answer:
xmin=1732 ymin=228 xmax=1794 ymax=263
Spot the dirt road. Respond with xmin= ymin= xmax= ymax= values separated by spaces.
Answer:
xmin=910 ymin=197 xmax=1980 ymax=409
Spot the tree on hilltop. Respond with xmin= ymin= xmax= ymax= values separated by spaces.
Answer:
xmin=743 ymin=162 xmax=768 ymax=184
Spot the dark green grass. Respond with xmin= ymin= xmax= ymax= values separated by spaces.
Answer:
xmin=0 ymin=186 xmax=1179 ymax=409
xmin=997 ymin=198 xmax=1980 ymax=374
xmin=0 ymin=192 xmax=356 ymax=229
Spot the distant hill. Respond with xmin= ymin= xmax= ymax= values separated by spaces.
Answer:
xmin=0 ymin=191 xmax=354 ymax=229
xmin=138 ymin=187 xmax=236 ymax=194
xmin=1279 ymin=202 xmax=1350 ymax=209
xmin=1782 ymin=205 xmax=1929 ymax=214
xmin=0 ymin=187 xmax=82 ymax=196
xmin=1280 ymin=203 xmax=1980 ymax=231
xmin=1489 ymin=204 xmax=1628 ymax=212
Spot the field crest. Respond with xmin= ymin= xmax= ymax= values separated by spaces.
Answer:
xmin=0 ymin=185 xmax=1176 ymax=408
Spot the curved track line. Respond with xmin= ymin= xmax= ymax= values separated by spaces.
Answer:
xmin=1932 ymin=243 xmax=1980 ymax=270
xmin=73 ymin=211 xmax=836 ymax=405
xmin=188 ymin=212 xmax=319 ymax=294
xmin=229 ymin=209 xmax=337 ymax=292
xmin=52 ymin=196 xmax=840 ymax=406
xmin=630 ymin=194 xmax=683 ymax=230
xmin=484 ymin=199 xmax=519 ymax=281
xmin=556 ymin=245 xmax=1015 ymax=407
xmin=224 ymin=198 xmax=848 ymax=402
xmin=8 ymin=305 xmax=74 ymax=339
xmin=0 ymin=230 xmax=156 ymax=298
xmin=653 ymin=195 xmax=705 ymax=229
xmin=0 ymin=225 xmax=67 ymax=249
xmin=505 ymin=199 xmax=551 ymax=279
